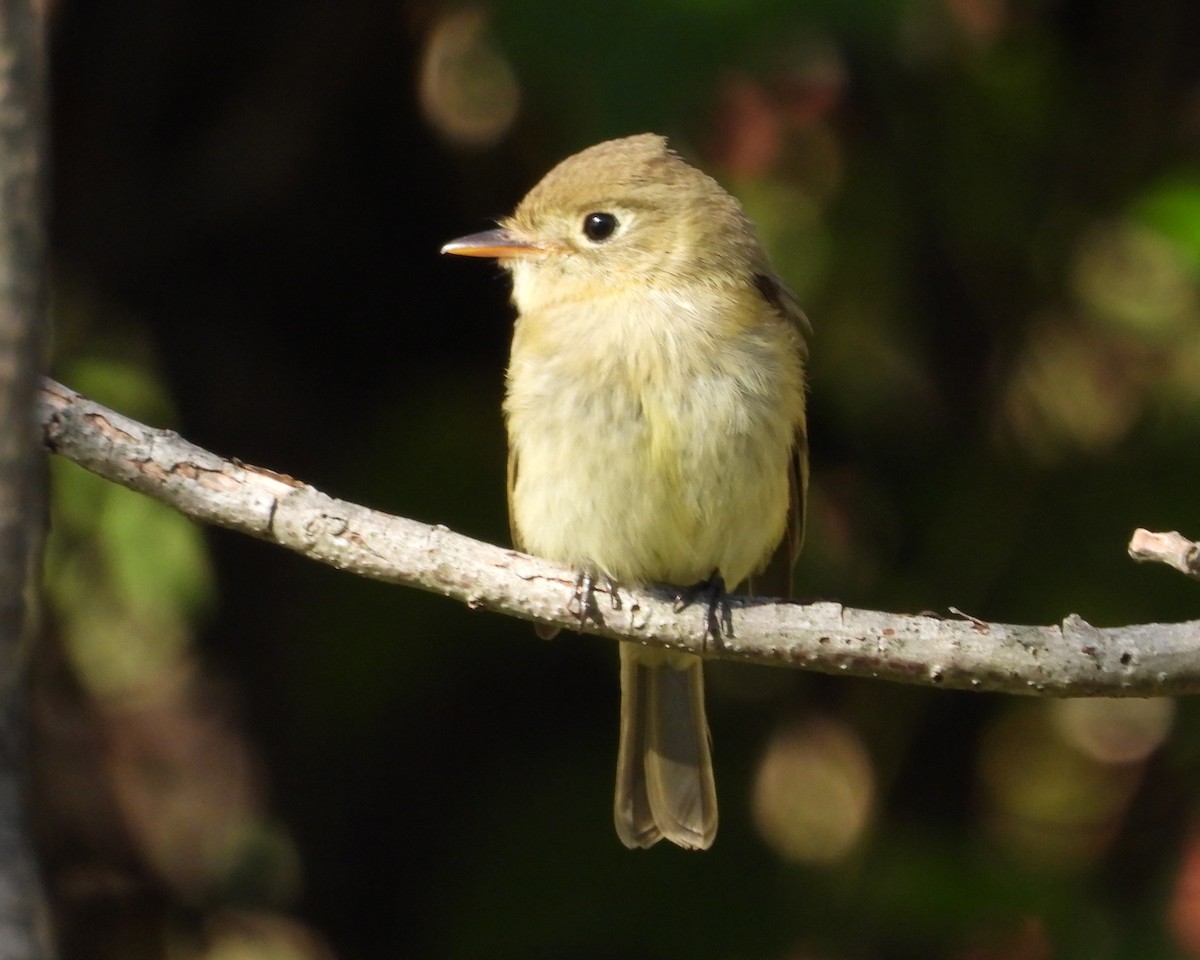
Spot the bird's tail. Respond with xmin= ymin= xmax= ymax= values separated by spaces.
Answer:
xmin=613 ymin=644 xmax=717 ymax=850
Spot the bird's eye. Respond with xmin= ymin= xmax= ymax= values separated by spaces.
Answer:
xmin=582 ymin=212 xmax=619 ymax=243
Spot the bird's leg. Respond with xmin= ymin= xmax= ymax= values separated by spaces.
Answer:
xmin=673 ymin=572 xmax=730 ymax=641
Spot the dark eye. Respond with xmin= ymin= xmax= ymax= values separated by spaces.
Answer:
xmin=582 ymin=212 xmax=618 ymax=243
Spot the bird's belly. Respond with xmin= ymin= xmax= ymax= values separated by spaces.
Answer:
xmin=506 ymin=361 xmax=793 ymax=588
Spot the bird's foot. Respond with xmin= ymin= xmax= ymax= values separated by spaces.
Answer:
xmin=566 ymin=573 xmax=621 ymax=630
xmin=673 ymin=573 xmax=731 ymax=642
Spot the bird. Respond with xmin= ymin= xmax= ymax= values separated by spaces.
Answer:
xmin=442 ymin=133 xmax=808 ymax=850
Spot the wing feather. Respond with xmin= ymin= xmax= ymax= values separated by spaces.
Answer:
xmin=747 ymin=271 xmax=809 ymax=599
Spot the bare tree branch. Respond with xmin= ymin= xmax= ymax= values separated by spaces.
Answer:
xmin=0 ymin=1 xmax=53 ymax=956
xmin=38 ymin=377 xmax=1200 ymax=700
xmin=1129 ymin=528 xmax=1200 ymax=582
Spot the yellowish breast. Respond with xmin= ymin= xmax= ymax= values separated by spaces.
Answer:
xmin=504 ymin=287 xmax=803 ymax=588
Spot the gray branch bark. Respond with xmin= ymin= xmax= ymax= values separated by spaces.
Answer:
xmin=0 ymin=1 xmax=53 ymax=956
xmin=39 ymin=378 xmax=1200 ymax=700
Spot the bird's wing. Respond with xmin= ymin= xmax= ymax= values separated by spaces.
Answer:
xmin=747 ymin=271 xmax=810 ymax=600
xmin=506 ymin=445 xmax=524 ymax=553
xmin=747 ymin=425 xmax=807 ymax=600
xmin=509 ymin=447 xmax=560 ymax=639
xmin=752 ymin=271 xmax=813 ymax=343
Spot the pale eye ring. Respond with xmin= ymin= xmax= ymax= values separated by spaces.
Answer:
xmin=581 ymin=211 xmax=618 ymax=243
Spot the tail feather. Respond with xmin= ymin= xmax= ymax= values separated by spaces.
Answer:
xmin=614 ymin=644 xmax=717 ymax=850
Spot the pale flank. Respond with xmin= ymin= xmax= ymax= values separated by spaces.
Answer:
xmin=443 ymin=133 xmax=809 ymax=850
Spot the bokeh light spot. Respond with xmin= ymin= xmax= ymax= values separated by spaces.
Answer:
xmin=752 ymin=717 xmax=873 ymax=864
xmin=1051 ymin=697 xmax=1174 ymax=766
xmin=419 ymin=7 xmax=520 ymax=148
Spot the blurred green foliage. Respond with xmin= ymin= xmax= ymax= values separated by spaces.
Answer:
xmin=40 ymin=0 xmax=1200 ymax=957
xmin=45 ymin=353 xmax=214 ymax=696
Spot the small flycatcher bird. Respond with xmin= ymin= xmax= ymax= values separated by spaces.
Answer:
xmin=442 ymin=133 xmax=809 ymax=850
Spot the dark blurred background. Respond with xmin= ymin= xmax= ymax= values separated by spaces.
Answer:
xmin=29 ymin=0 xmax=1200 ymax=957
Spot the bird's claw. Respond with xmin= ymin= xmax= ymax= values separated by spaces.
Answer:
xmin=566 ymin=573 xmax=620 ymax=629
xmin=673 ymin=573 xmax=731 ymax=642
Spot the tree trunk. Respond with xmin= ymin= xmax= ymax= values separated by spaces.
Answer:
xmin=0 ymin=0 xmax=52 ymax=956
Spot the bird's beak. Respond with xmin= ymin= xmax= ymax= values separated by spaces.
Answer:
xmin=440 ymin=227 xmax=549 ymax=259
